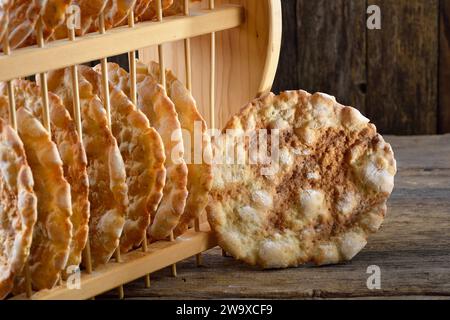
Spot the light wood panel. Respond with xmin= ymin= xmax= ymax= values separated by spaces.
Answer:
xmin=140 ymin=0 xmax=282 ymax=129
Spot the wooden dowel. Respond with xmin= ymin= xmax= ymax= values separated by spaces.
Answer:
xmin=36 ymin=17 xmax=51 ymax=132
xmin=3 ymin=33 xmax=17 ymax=130
xmin=157 ymin=0 xmax=166 ymax=89
xmin=24 ymin=262 xmax=33 ymax=298
xmin=170 ymin=232 xmax=177 ymax=277
xmin=128 ymin=10 xmax=137 ymax=106
xmin=209 ymin=0 xmax=216 ymax=129
xmin=98 ymin=11 xmax=123 ymax=298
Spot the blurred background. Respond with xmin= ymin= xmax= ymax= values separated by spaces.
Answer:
xmin=272 ymin=0 xmax=449 ymax=135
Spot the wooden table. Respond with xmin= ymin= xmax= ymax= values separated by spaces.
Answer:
xmin=103 ymin=135 xmax=450 ymax=299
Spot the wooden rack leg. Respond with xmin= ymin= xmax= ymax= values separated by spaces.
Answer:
xmin=183 ymin=0 xmax=202 ymax=267
xmin=98 ymin=11 xmax=124 ymax=299
xmin=209 ymin=0 xmax=216 ymax=130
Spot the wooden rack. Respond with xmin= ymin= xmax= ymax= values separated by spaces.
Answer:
xmin=2 ymin=0 xmax=281 ymax=300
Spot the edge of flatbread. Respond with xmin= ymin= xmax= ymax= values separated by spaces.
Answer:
xmin=0 ymin=117 xmax=37 ymax=300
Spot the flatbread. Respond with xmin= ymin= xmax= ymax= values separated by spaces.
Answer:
xmin=102 ymin=62 xmax=188 ymax=240
xmin=81 ymin=65 xmax=166 ymax=253
xmin=0 ymin=81 xmax=72 ymax=290
xmin=133 ymin=0 xmax=152 ymax=21
xmin=139 ymin=0 xmax=172 ymax=21
xmin=22 ymin=79 xmax=89 ymax=275
xmin=52 ymin=0 xmax=108 ymax=39
xmin=207 ymin=91 xmax=397 ymax=268
xmin=47 ymin=68 xmax=128 ymax=267
xmin=88 ymin=0 xmax=136 ymax=32
xmin=0 ymin=0 xmax=10 ymax=46
xmin=22 ymin=0 xmax=71 ymax=46
xmin=0 ymin=117 xmax=37 ymax=300
xmin=6 ymin=0 xmax=45 ymax=49
xmin=145 ymin=61 xmax=212 ymax=237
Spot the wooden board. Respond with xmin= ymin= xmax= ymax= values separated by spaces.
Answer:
xmin=99 ymin=135 xmax=450 ymax=299
xmin=366 ymin=0 xmax=438 ymax=135
xmin=440 ymin=0 xmax=450 ymax=133
xmin=274 ymin=0 xmax=367 ymax=114
xmin=140 ymin=0 xmax=282 ymax=128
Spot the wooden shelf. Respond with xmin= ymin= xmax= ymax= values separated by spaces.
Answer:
xmin=0 ymin=5 xmax=244 ymax=82
xmin=11 ymin=224 xmax=217 ymax=300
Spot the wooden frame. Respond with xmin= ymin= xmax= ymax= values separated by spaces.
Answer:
xmin=1 ymin=0 xmax=282 ymax=300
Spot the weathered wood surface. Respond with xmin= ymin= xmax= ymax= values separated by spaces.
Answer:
xmin=440 ymin=0 xmax=450 ymax=133
xmin=101 ymin=135 xmax=450 ymax=299
xmin=273 ymin=0 xmax=444 ymax=135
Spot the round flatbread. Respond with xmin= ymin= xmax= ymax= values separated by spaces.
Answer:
xmin=145 ymin=61 xmax=213 ymax=237
xmin=47 ymin=68 xmax=128 ymax=268
xmin=0 ymin=117 xmax=37 ymax=300
xmin=133 ymin=0 xmax=153 ymax=22
xmin=81 ymin=65 xmax=166 ymax=253
xmin=6 ymin=0 xmax=45 ymax=49
xmin=52 ymin=0 xmax=108 ymax=39
xmin=88 ymin=0 xmax=136 ymax=32
xmin=102 ymin=62 xmax=188 ymax=241
xmin=21 ymin=79 xmax=89 ymax=276
xmin=207 ymin=91 xmax=397 ymax=268
xmin=139 ymin=0 xmax=172 ymax=21
xmin=0 ymin=0 xmax=11 ymax=47
xmin=0 ymin=81 xmax=73 ymax=290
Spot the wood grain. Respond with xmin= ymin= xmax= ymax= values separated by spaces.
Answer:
xmin=367 ymin=0 xmax=439 ymax=135
xmin=99 ymin=135 xmax=450 ymax=299
xmin=440 ymin=0 xmax=450 ymax=133
xmin=290 ymin=0 xmax=367 ymax=113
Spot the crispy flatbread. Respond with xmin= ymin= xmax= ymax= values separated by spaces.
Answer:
xmin=138 ymin=0 xmax=172 ymax=21
xmin=81 ymin=65 xmax=166 ymax=252
xmin=102 ymin=62 xmax=188 ymax=240
xmin=53 ymin=0 xmax=108 ymax=39
xmin=22 ymin=0 xmax=71 ymax=46
xmin=145 ymin=61 xmax=212 ymax=237
xmin=133 ymin=0 xmax=152 ymax=21
xmin=0 ymin=81 xmax=72 ymax=290
xmin=0 ymin=117 xmax=37 ymax=300
xmin=0 ymin=0 xmax=10 ymax=46
xmin=5 ymin=0 xmax=46 ymax=49
xmin=207 ymin=91 xmax=397 ymax=268
xmin=22 ymin=79 xmax=89 ymax=275
xmin=47 ymin=68 xmax=128 ymax=267
xmin=88 ymin=0 xmax=136 ymax=32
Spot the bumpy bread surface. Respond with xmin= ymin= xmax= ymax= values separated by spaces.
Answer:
xmin=0 ymin=81 xmax=73 ymax=290
xmin=19 ymin=79 xmax=89 ymax=275
xmin=139 ymin=0 xmax=172 ymax=21
xmin=4 ymin=0 xmax=45 ymax=49
xmin=0 ymin=0 xmax=10 ymax=46
xmin=104 ymin=62 xmax=188 ymax=240
xmin=47 ymin=68 xmax=128 ymax=268
xmin=207 ymin=91 xmax=397 ymax=268
xmin=52 ymin=0 xmax=108 ymax=39
xmin=145 ymin=61 xmax=213 ymax=237
xmin=22 ymin=0 xmax=71 ymax=46
xmin=133 ymin=0 xmax=153 ymax=21
xmin=88 ymin=0 xmax=135 ymax=32
xmin=83 ymin=65 xmax=166 ymax=252
xmin=0 ymin=117 xmax=37 ymax=300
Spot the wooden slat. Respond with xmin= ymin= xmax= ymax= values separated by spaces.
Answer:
xmin=439 ymin=0 xmax=450 ymax=133
xmin=101 ymin=135 xmax=450 ymax=299
xmin=367 ymin=0 xmax=438 ymax=135
xmin=11 ymin=225 xmax=217 ymax=300
xmin=294 ymin=0 xmax=367 ymax=113
xmin=0 ymin=5 xmax=244 ymax=82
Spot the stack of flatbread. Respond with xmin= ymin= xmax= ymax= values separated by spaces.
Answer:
xmin=0 ymin=56 xmax=213 ymax=298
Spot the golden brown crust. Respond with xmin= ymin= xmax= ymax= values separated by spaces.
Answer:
xmin=5 ymin=0 xmax=45 ymax=49
xmin=207 ymin=90 xmax=397 ymax=268
xmin=0 ymin=117 xmax=37 ymax=300
xmin=52 ymin=0 xmax=108 ymax=39
xmin=0 ymin=81 xmax=73 ymax=290
xmin=138 ymin=0 xmax=172 ymax=21
xmin=133 ymin=0 xmax=153 ymax=21
xmin=145 ymin=61 xmax=213 ymax=237
xmin=0 ymin=0 xmax=10 ymax=46
xmin=47 ymin=68 xmax=128 ymax=268
xmin=84 ymin=64 xmax=166 ymax=252
xmin=88 ymin=0 xmax=135 ymax=32
xmin=103 ymin=61 xmax=188 ymax=241
xmin=21 ymin=79 xmax=89 ymax=276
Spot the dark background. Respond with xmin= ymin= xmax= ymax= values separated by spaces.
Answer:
xmin=271 ymin=0 xmax=450 ymax=135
